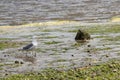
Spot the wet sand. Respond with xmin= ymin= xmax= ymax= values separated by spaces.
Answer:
xmin=0 ymin=21 xmax=120 ymax=77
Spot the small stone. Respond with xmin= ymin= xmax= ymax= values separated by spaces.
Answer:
xmin=15 ymin=60 xmax=19 ymax=64
xmin=4 ymin=55 xmax=7 ymax=57
xmin=37 ymin=72 xmax=40 ymax=75
xmin=20 ymin=61 xmax=24 ymax=64
xmin=113 ymin=69 xmax=117 ymax=72
xmin=87 ymin=45 xmax=91 ymax=47
xmin=87 ymin=50 xmax=90 ymax=53
xmin=76 ymin=48 xmax=79 ymax=50
xmin=105 ymin=55 xmax=109 ymax=57
xmin=89 ymin=63 xmax=92 ymax=66
xmin=88 ymin=54 xmax=92 ymax=56
xmin=71 ymin=55 xmax=74 ymax=57
xmin=5 ymin=73 xmax=8 ymax=76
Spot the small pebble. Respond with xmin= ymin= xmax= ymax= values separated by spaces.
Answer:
xmin=15 ymin=61 xmax=19 ymax=64
xmin=20 ymin=61 xmax=24 ymax=64
xmin=37 ymin=72 xmax=40 ymax=75
xmin=5 ymin=73 xmax=8 ymax=76
xmin=4 ymin=55 xmax=7 ymax=57
xmin=71 ymin=55 xmax=74 ymax=57
xmin=105 ymin=55 xmax=109 ymax=57
xmin=87 ymin=50 xmax=90 ymax=53
xmin=89 ymin=63 xmax=92 ymax=66
xmin=113 ymin=69 xmax=117 ymax=72
xmin=87 ymin=45 xmax=91 ymax=47
xmin=88 ymin=54 xmax=92 ymax=56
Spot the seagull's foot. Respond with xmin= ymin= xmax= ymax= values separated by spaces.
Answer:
xmin=33 ymin=52 xmax=37 ymax=57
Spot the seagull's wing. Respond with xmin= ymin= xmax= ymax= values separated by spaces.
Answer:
xmin=23 ymin=43 xmax=33 ymax=50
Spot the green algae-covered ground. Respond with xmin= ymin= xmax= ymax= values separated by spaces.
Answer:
xmin=2 ymin=59 xmax=120 ymax=80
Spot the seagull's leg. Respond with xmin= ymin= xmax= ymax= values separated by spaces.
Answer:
xmin=26 ymin=51 xmax=29 ymax=57
xmin=33 ymin=49 xmax=36 ymax=57
xmin=26 ymin=51 xmax=27 ymax=57
xmin=30 ymin=50 xmax=32 ymax=56
xmin=31 ymin=51 xmax=33 ymax=56
xmin=32 ymin=51 xmax=34 ymax=57
xmin=23 ymin=50 xmax=26 ymax=57
xmin=32 ymin=50 xmax=34 ymax=56
xmin=31 ymin=50 xmax=35 ymax=57
xmin=34 ymin=51 xmax=36 ymax=57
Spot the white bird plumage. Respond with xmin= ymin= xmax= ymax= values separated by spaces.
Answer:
xmin=32 ymin=36 xmax=38 ymax=46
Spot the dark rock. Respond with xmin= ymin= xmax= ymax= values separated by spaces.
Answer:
xmin=75 ymin=29 xmax=90 ymax=42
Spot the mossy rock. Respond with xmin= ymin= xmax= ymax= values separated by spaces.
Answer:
xmin=75 ymin=29 xmax=90 ymax=42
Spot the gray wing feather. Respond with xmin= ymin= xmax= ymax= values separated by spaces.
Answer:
xmin=23 ymin=43 xmax=33 ymax=50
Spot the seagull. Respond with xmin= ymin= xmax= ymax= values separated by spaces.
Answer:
xmin=23 ymin=36 xmax=38 ymax=50
xmin=22 ymin=36 xmax=38 ymax=57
